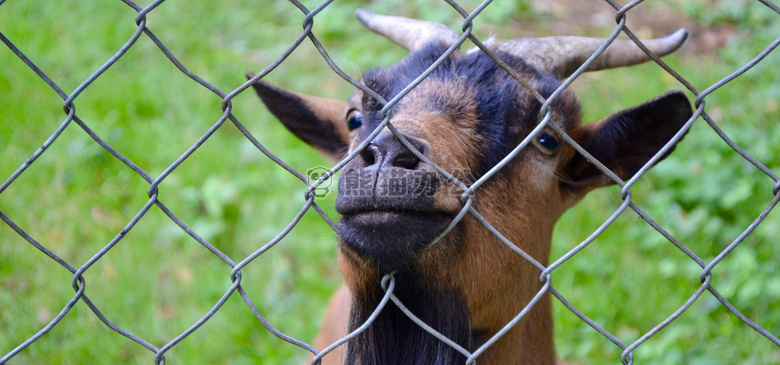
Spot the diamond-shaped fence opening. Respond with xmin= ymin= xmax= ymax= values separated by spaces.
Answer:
xmin=1 ymin=0 xmax=779 ymax=364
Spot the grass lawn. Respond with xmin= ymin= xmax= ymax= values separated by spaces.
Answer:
xmin=1 ymin=0 xmax=779 ymax=364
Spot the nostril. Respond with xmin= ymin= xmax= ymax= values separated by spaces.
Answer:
xmin=360 ymin=144 xmax=379 ymax=167
xmin=389 ymin=137 xmax=424 ymax=170
xmin=392 ymin=152 xmax=420 ymax=170
xmin=363 ymin=132 xmax=426 ymax=170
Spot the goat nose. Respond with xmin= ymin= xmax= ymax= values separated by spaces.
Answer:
xmin=360 ymin=132 xmax=423 ymax=170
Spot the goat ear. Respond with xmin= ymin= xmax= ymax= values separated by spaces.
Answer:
xmin=563 ymin=91 xmax=693 ymax=192
xmin=248 ymin=74 xmax=350 ymax=162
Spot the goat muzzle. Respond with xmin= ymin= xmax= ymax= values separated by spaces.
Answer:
xmin=335 ymin=132 xmax=456 ymax=273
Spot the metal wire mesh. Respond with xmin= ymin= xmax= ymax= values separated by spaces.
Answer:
xmin=1 ymin=0 xmax=779 ymax=364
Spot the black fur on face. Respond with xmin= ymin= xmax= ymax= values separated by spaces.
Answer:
xmin=356 ymin=42 xmax=581 ymax=179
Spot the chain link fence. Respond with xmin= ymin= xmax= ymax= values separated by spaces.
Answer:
xmin=2 ymin=0 xmax=779 ymax=364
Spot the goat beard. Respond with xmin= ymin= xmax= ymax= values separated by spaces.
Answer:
xmin=344 ymin=270 xmax=474 ymax=365
xmin=341 ymin=227 xmax=477 ymax=365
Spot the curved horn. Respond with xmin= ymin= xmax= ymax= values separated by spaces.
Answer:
xmin=498 ymin=29 xmax=688 ymax=79
xmin=355 ymin=9 xmax=459 ymax=52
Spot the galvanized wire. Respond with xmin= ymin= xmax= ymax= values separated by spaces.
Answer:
xmin=1 ymin=0 xmax=779 ymax=364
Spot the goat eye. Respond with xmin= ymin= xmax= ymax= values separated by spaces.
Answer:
xmin=347 ymin=111 xmax=362 ymax=131
xmin=535 ymin=131 xmax=558 ymax=154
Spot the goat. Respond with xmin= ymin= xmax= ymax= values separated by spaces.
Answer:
xmin=249 ymin=9 xmax=692 ymax=365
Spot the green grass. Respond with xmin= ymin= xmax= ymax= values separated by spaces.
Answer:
xmin=1 ymin=1 xmax=779 ymax=364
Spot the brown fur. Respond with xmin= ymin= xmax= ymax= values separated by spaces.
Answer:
xmin=251 ymin=18 xmax=692 ymax=365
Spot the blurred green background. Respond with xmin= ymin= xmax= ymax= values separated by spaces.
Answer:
xmin=1 ymin=0 xmax=779 ymax=364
